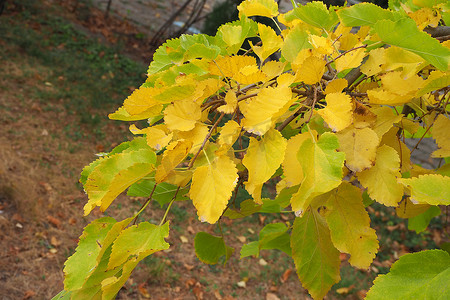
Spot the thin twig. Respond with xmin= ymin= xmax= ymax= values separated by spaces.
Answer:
xmin=326 ymin=44 xmax=367 ymax=66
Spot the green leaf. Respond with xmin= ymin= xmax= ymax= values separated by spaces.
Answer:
xmin=240 ymin=223 xmax=291 ymax=258
xmin=215 ymin=18 xmax=258 ymax=55
xmin=127 ymin=179 xmax=189 ymax=207
xmin=83 ymin=148 xmax=156 ymax=215
xmin=223 ymin=199 xmax=262 ymax=219
xmin=398 ymin=174 xmax=450 ymax=205
xmin=337 ymin=3 xmax=398 ymax=27
xmin=281 ymin=25 xmax=311 ymax=63
xmin=291 ymin=210 xmax=341 ymax=300
xmin=108 ymin=222 xmax=170 ymax=270
xmin=408 ymin=206 xmax=441 ymax=233
xmin=324 ymin=182 xmax=379 ymax=269
xmin=374 ymin=18 xmax=450 ymax=71
xmin=293 ymin=1 xmax=339 ymax=32
xmin=63 ymin=217 xmax=117 ymax=291
xmin=290 ymin=132 xmax=345 ymax=217
xmin=366 ymin=250 xmax=450 ymax=300
xmin=195 ymin=232 xmax=234 ymax=264
xmin=148 ymin=34 xmax=220 ymax=74
xmin=51 ymin=290 xmax=72 ymax=300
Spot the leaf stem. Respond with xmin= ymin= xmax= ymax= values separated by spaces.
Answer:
xmin=132 ymin=183 xmax=158 ymax=225
xmin=159 ymin=187 xmax=180 ymax=226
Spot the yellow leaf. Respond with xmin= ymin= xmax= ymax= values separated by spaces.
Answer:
xmin=383 ymin=47 xmax=427 ymax=78
xmin=335 ymin=47 xmax=366 ymax=73
xmin=124 ymin=87 xmax=162 ymax=115
xmin=130 ymin=124 xmax=173 ymax=151
xmin=277 ymin=73 xmax=296 ymax=87
xmin=396 ymin=198 xmax=430 ymax=219
xmin=217 ymin=120 xmax=241 ymax=150
xmin=324 ymin=182 xmax=379 ymax=269
xmin=262 ymin=61 xmax=286 ymax=78
xmin=243 ymin=129 xmax=287 ymax=204
xmin=360 ymin=48 xmax=385 ymax=77
xmin=309 ymin=35 xmax=334 ymax=55
xmin=357 ymin=145 xmax=404 ymax=206
xmin=337 ymin=126 xmax=379 ymax=172
xmin=218 ymin=90 xmax=238 ymax=114
xmin=381 ymin=71 xmax=425 ymax=96
xmin=432 ymin=114 xmax=450 ymax=157
xmin=371 ymin=106 xmax=403 ymax=139
xmin=165 ymin=169 xmax=193 ymax=187
xmin=242 ymin=85 xmax=293 ymax=136
xmin=291 ymin=48 xmax=314 ymax=72
xmin=318 ymin=93 xmax=353 ymax=132
xmin=398 ymin=174 xmax=450 ymax=205
xmin=380 ymin=127 xmax=411 ymax=173
xmin=235 ymin=64 xmax=268 ymax=85
xmin=295 ymin=56 xmax=326 ymax=85
xmin=353 ymin=102 xmax=377 ymax=129
xmin=209 ymin=55 xmax=256 ymax=78
xmin=109 ymin=105 xmax=163 ymax=122
xmin=324 ymin=78 xmax=348 ymax=94
xmin=282 ymin=133 xmax=309 ymax=187
xmin=251 ymin=23 xmax=283 ymax=62
xmin=409 ymin=7 xmax=441 ymax=30
xmin=155 ymin=140 xmax=192 ymax=183
xmin=176 ymin=123 xmax=209 ymax=154
xmin=237 ymin=0 xmax=278 ymax=18
xmin=190 ymin=155 xmax=238 ymax=224
xmin=367 ymin=88 xmax=414 ymax=105
xmin=164 ymin=100 xmax=202 ymax=131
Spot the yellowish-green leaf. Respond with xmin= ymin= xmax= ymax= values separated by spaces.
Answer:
xmin=396 ymin=198 xmax=431 ymax=219
xmin=84 ymin=149 xmax=156 ymax=215
xmin=357 ymin=145 xmax=404 ymax=206
xmin=243 ymin=129 xmax=287 ymax=204
xmin=432 ymin=115 xmax=450 ymax=158
xmin=108 ymin=222 xmax=170 ymax=270
xmin=383 ymin=46 xmax=427 ymax=78
xmin=190 ymin=155 xmax=238 ymax=223
xmin=324 ymin=182 xmax=379 ymax=269
xmin=291 ymin=210 xmax=341 ymax=300
xmin=164 ymin=100 xmax=202 ymax=131
xmin=155 ymin=140 xmax=192 ymax=183
xmin=291 ymin=132 xmax=345 ymax=216
xmin=417 ymin=71 xmax=450 ymax=97
xmin=380 ymin=127 xmax=411 ymax=173
xmin=399 ymin=174 xmax=450 ymax=205
xmin=237 ymin=0 xmax=278 ymax=18
xmin=242 ymin=85 xmax=293 ymax=136
xmin=318 ymin=92 xmax=353 ymax=132
xmin=337 ymin=126 xmax=379 ymax=172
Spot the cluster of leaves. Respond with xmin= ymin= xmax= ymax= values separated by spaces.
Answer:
xmin=54 ymin=0 xmax=450 ymax=299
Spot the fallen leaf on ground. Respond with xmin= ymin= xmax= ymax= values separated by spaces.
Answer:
xmin=266 ymin=293 xmax=280 ymax=300
xmin=281 ymin=268 xmax=292 ymax=282
xmin=138 ymin=283 xmax=151 ymax=298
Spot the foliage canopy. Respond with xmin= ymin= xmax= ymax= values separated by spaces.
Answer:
xmin=54 ymin=0 xmax=450 ymax=299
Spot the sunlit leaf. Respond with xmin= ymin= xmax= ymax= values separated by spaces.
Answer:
xmin=155 ymin=140 xmax=192 ymax=183
xmin=237 ymin=0 xmax=279 ymax=18
xmin=337 ymin=3 xmax=398 ymax=27
xmin=293 ymin=1 xmax=339 ymax=31
xmin=357 ymin=145 xmax=404 ymax=206
xmin=324 ymin=182 xmax=379 ymax=268
xmin=399 ymin=174 xmax=450 ymax=205
xmin=335 ymin=47 xmax=367 ymax=73
xmin=317 ymin=92 xmax=353 ymax=132
xmin=243 ymin=129 xmax=287 ymax=203
xmin=336 ymin=126 xmax=379 ymax=172
xmin=295 ymin=56 xmax=326 ymax=85
xmin=431 ymin=115 xmax=450 ymax=158
xmin=190 ymin=155 xmax=238 ymax=223
xmin=164 ymin=100 xmax=202 ymax=131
